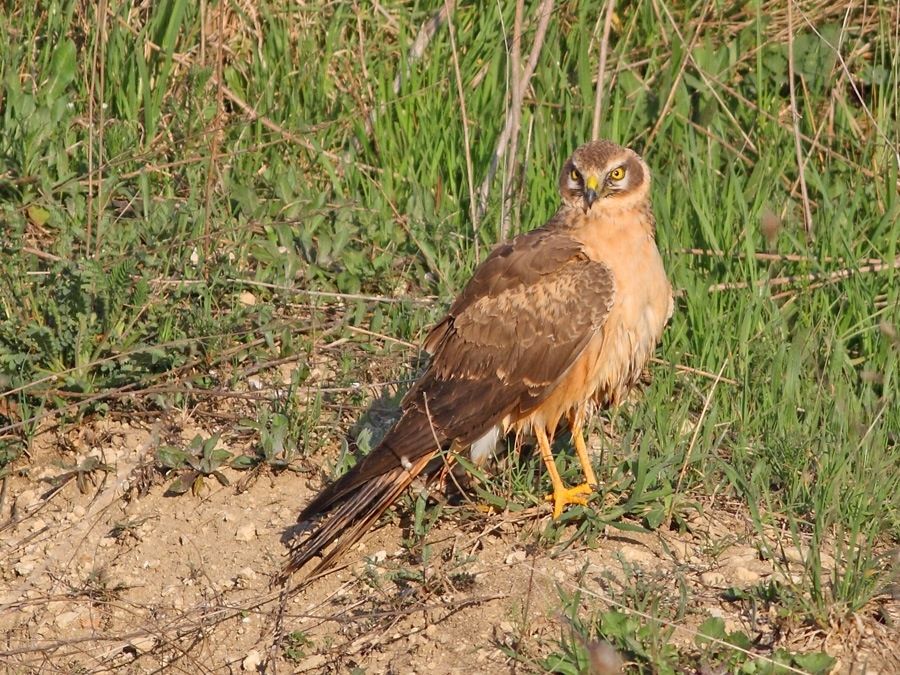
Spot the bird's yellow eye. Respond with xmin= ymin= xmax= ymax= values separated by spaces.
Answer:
xmin=570 ymin=168 xmax=581 ymax=182
xmin=609 ymin=166 xmax=626 ymax=181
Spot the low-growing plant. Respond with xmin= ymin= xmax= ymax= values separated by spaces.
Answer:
xmin=156 ymin=433 xmax=233 ymax=497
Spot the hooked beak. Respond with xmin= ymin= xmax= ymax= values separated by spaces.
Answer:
xmin=584 ymin=175 xmax=601 ymax=210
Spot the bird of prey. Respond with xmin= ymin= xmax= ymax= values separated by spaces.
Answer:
xmin=281 ymin=139 xmax=673 ymax=581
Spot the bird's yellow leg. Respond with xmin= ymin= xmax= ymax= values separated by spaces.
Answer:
xmin=535 ymin=426 xmax=591 ymax=519
xmin=568 ymin=409 xmax=598 ymax=487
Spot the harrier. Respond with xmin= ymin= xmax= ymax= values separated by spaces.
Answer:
xmin=281 ymin=140 xmax=673 ymax=581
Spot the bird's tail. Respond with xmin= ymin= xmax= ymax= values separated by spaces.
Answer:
xmin=277 ymin=412 xmax=443 ymax=584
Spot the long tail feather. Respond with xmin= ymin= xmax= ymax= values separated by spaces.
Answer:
xmin=277 ymin=451 xmax=434 ymax=584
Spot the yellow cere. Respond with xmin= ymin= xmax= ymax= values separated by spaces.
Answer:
xmin=585 ymin=175 xmax=599 ymax=191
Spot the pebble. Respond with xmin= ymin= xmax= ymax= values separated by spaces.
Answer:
xmin=235 ymin=523 xmax=257 ymax=541
xmin=700 ymin=571 xmax=727 ymax=587
xmin=15 ymin=489 xmax=38 ymax=510
xmin=129 ymin=636 xmax=157 ymax=654
xmin=55 ymin=611 xmax=81 ymax=628
xmin=14 ymin=558 xmax=36 ymax=576
xmin=619 ymin=545 xmax=655 ymax=564
xmin=237 ymin=567 xmax=257 ymax=582
xmin=732 ymin=567 xmax=762 ymax=584
xmin=296 ymin=654 xmax=326 ymax=670
xmin=504 ymin=550 xmax=527 ymax=565
xmin=242 ymin=649 xmax=262 ymax=671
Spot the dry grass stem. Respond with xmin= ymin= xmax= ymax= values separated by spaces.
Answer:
xmin=477 ymin=0 xmax=554 ymax=229
xmin=787 ymin=0 xmax=815 ymax=241
xmin=592 ymin=0 xmax=617 ymax=141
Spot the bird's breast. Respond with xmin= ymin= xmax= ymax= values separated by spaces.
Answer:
xmin=581 ymin=224 xmax=673 ymax=407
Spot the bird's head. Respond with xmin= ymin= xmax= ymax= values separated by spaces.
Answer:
xmin=558 ymin=140 xmax=650 ymax=213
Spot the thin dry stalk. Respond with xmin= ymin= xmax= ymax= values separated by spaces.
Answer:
xmin=201 ymin=1 xmax=227 ymax=261
xmin=653 ymin=0 xmax=758 ymax=154
xmin=670 ymin=359 xmax=728 ymax=519
xmin=500 ymin=0 xmax=526 ymax=241
xmin=591 ymin=0 xmax=617 ymax=141
xmin=443 ymin=0 xmax=479 ymax=260
xmin=649 ymin=357 xmax=739 ymax=386
xmin=363 ymin=3 xmax=453 ymax=140
xmin=787 ymin=0 xmax=815 ymax=241
xmin=645 ymin=0 xmax=713 ymax=149
xmin=678 ymin=247 xmax=883 ymax=266
xmin=394 ymin=2 xmax=454 ymax=95
xmin=477 ymin=0 xmax=554 ymax=230
xmin=86 ymin=0 xmax=109 ymax=258
xmin=706 ymin=256 xmax=900 ymax=293
xmin=799 ymin=10 xmax=900 ymax=172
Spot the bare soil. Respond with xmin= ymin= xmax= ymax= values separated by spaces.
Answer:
xmin=1 ymin=412 xmax=896 ymax=673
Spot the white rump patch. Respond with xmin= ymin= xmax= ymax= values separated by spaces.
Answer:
xmin=469 ymin=426 xmax=502 ymax=466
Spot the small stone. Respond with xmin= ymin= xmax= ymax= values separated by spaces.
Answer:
xmin=296 ymin=655 xmax=326 ymax=670
xmin=15 ymin=489 xmax=38 ymax=510
xmin=223 ymin=511 xmax=235 ymax=522
xmin=732 ymin=567 xmax=761 ymax=584
xmin=424 ymin=624 xmax=438 ymax=639
xmin=56 ymin=611 xmax=81 ymax=628
xmin=619 ymin=545 xmax=655 ymax=564
xmin=14 ymin=558 xmax=35 ymax=576
xmin=129 ymin=636 xmax=157 ymax=654
xmin=238 ymin=291 xmax=257 ymax=306
xmin=504 ymin=550 xmax=527 ymax=565
xmin=498 ymin=621 xmax=515 ymax=634
xmin=29 ymin=518 xmax=47 ymax=532
xmin=237 ymin=567 xmax=257 ymax=582
xmin=700 ymin=571 xmax=727 ymax=587
xmin=370 ymin=550 xmax=387 ymax=563
xmin=242 ymin=649 xmax=262 ymax=671
xmin=781 ymin=546 xmax=806 ymax=564
xmin=668 ymin=540 xmax=692 ymax=563
xmin=235 ymin=523 xmax=257 ymax=542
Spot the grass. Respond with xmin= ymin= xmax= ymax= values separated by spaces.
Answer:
xmin=1 ymin=0 xmax=898 ymax=670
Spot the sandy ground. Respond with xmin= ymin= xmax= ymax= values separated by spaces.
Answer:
xmin=1 ymin=412 xmax=897 ymax=674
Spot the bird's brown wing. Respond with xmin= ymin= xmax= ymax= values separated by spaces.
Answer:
xmin=281 ymin=219 xmax=615 ymax=580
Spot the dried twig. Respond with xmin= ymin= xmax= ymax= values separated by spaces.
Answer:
xmin=649 ymin=357 xmax=738 ymax=386
xmin=799 ymin=9 xmax=900 ymax=173
xmin=678 ymin=247 xmax=883 ymax=266
xmin=500 ymin=0 xmax=526 ymax=240
xmin=671 ymin=359 xmax=729 ymax=517
xmin=394 ymin=3 xmax=454 ymax=95
xmin=591 ymin=0 xmax=617 ymax=141
xmin=477 ymin=0 xmax=554 ymax=229
xmin=787 ymin=0 xmax=815 ymax=240
xmin=443 ymin=0 xmax=479 ymax=259
xmin=706 ymin=257 xmax=900 ymax=293
xmin=645 ymin=0 xmax=713 ymax=149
